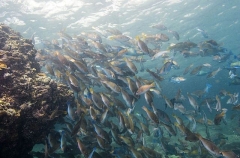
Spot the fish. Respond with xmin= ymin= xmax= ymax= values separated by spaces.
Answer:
xmin=215 ymin=95 xmax=221 ymax=111
xmin=101 ymin=80 xmax=121 ymax=93
xmin=140 ymin=33 xmax=162 ymax=44
xmin=232 ymin=104 xmax=240 ymax=110
xmin=151 ymin=23 xmax=167 ymax=30
xmin=203 ymin=63 xmax=212 ymax=67
xmin=214 ymin=108 xmax=227 ymax=125
xmin=126 ymin=77 xmax=138 ymax=96
xmin=204 ymin=124 xmax=211 ymax=139
xmin=155 ymin=108 xmax=172 ymax=125
xmin=71 ymin=113 xmax=84 ymax=137
xmin=183 ymin=64 xmax=193 ymax=75
xmin=123 ymin=57 xmax=138 ymax=74
xmin=218 ymin=51 xmax=232 ymax=63
xmin=168 ymin=41 xmax=197 ymax=52
xmin=204 ymin=83 xmax=212 ymax=93
xmin=115 ymin=48 xmax=128 ymax=58
xmin=207 ymin=67 xmax=221 ymax=78
xmin=168 ymin=30 xmax=180 ymax=40
xmin=67 ymin=73 xmax=79 ymax=88
xmin=96 ymin=135 xmax=110 ymax=149
xmin=93 ymin=124 xmax=111 ymax=143
xmin=205 ymin=101 xmax=212 ymax=113
xmin=44 ymin=139 xmax=49 ymax=158
xmin=100 ymin=93 xmax=113 ymax=108
xmin=105 ymin=28 xmax=122 ymax=35
xmin=88 ymin=147 xmax=96 ymax=158
xmin=163 ymin=95 xmax=174 ymax=109
xmin=129 ymin=147 xmax=143 ymax=158
xmin=228 ymin=70 xmax=237 ymax=79
xmin=141 ymin=145 xmax=162 ymax=157
xmin=196 ymin=70 xmax=208 ymax=76
xmin=110 ymin=129 xmax=122 ymax=145
xmin=136 ymin=82 xmax=155 ymax=95
xmin=174 ymin=103 xmax=187 ymax=114
xmin=140 ymin=122 xmax=150 ymax=136
xmin=174 ymin=122 xmax=189 ymax=136
xmin=76 ymin=137 xmax=90 ymax=158
xmin=220 ymin=150 xmax=239 ymax=158
xmin=196 ymin=27 xmax=208 ymax=38
xmin=82 ymin=32 xmax=102 ymax=43
xmin=158 ymin=60 xmax=175 ymax=74
xmin=230 ymin=61 xmax=240 ymax=67
xmin=196 ymin=134 xmax=222 ymax=157
xmin=47 ymin=132 xmax=60 ymax=154
xmin=109 ymin=35 xmax=131 ymax=43
xmin=170 ymin=76 xmax=186 ymax=83
xmin=67 ymin=101 xmax=76 ymax=121
xmin=73 ymin=60 xmax=89 ymax=74
xmin=142 ymin=106 xmax=159 ymax=124
xmin=45 ymin=64 xmax=55 ymax=76
xmin=59 ymin=130 xmax=67 ymax=152
xmin=100 ymin=108 xmax=108 ymax=124
xmin=175 ymin=89 xmax=185 ymax=101
xmin=119 ymin=135 xmax=134 ymax=147
xmin=146 ymin=69 xmax=164 ymax=81
xmin=144 ymin=91 xmax=154 ymax=107
xmin=151 ymin=51 xmax=170 ymax=60
xmin=191 ymin=117 xmax=197 ymax=132
xmin=172 ymin=114 xmax=184 ymax=125
xmin=109 ymin=63 xmax=124 ymax=76
xmin=190 ymin=65 xmax=203 ymax=75
xmin=137 ymin=37 xmax=150 ymax=55
xmin=133 ymin=76 xmax=142 ymax=88
xmin=120 ymin=88 xmax=134 ymax=108
xmin=187 ymin=92 xmax=199 ymax=112
xmin=127 ymin=114 xmax=135 ymax=134
xmin=161 ymin=121 xmax=176 ymax=136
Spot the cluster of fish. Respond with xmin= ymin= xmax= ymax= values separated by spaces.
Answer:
xmin=31 ymin=24 xmax=240 ymax=158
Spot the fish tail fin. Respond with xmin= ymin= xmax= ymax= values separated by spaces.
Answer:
xmin=204 ymin=83 xmax=212 ymax=93
xmin=108 ymin=36 xmax=114 ymax=40
xmin=141 ymin=33 xmax=147 ymax=40
xmin=88 ymin=87 xmax=93 ymax=94
xmin=135 ymin=36 xmax=140 ymax=40
xmin=219 ymin=111 xmax=227 ymax=119
xmin=234 ymin=55 xmax=237 ymax=59
xmin=151 ymin=82 xmax=155 ymax=87
xmin=66 ymin=100 xmax=71 ymax=106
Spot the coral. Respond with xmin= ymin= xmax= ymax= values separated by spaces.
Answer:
xmin=0 ymin=24 xmax=73 ymax=158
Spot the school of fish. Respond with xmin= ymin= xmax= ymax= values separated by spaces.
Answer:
xmin=31 ymin=24 xmax=240 ymax=158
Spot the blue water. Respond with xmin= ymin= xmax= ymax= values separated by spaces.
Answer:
xmin=1 ymin=0 xmax=240 ymax=157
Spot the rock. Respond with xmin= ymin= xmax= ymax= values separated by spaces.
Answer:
xmin=0 ymin=24 xmax=74 ymax=158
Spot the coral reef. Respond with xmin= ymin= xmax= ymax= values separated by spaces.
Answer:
xmin=0 ymin=24 xmax=73 ymax=158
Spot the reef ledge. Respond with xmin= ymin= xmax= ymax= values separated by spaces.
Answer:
xmin=0 ymin=24 xmax=73 ymax=158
